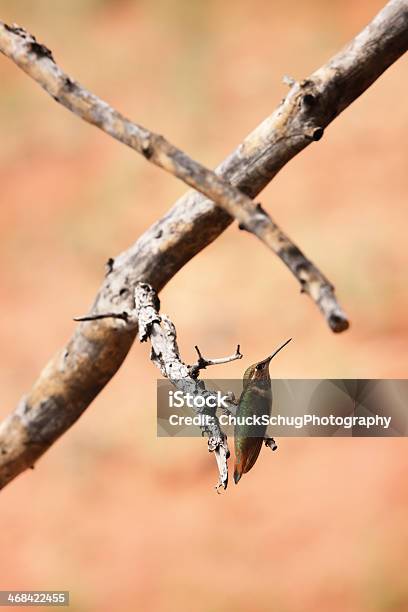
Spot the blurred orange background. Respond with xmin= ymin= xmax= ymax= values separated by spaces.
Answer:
xmin=0 ymin=1 xmax=407 ymax=611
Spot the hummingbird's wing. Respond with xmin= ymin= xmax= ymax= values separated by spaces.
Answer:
xmin=234 ymin=380 xmax=271 ymax=483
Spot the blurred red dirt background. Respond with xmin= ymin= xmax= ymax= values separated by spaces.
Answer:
xmin=0 ymin=1 xmax=407 ymax=610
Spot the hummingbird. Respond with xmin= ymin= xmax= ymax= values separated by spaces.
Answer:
xmin=234 ymin=338 xmax=292 ymax=484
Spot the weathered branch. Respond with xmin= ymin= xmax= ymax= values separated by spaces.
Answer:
xmin=135 ymin=282 xmax=236 ymax=491
xmin=0 ymin=21 xmax=347 ymax=330
xmin=0 ymin=0 xmax=407 ymax=489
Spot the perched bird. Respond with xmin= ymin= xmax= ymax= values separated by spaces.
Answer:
xmin=234 ymin=339 xmax=292 ymax=484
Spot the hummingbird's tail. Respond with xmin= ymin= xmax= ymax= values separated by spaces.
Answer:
xmin=233 ymin=467 xmax=242 ymax=484
xmin=234 ymin=437 xmax=264 ymax=484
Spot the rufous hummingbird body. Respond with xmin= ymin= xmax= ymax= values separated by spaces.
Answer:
xmin=234 ymin=338 xmax=292 ymax=484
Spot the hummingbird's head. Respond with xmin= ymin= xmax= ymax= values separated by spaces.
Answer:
xmin=243 ymin=338 xmax=292 ymax=388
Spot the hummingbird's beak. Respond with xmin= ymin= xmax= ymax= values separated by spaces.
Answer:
xmin=261 ymin=338 xmax=292 ymax=365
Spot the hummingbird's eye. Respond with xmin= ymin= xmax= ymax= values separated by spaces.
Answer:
xmin=256 ymin=364 xmax=262 ymax=371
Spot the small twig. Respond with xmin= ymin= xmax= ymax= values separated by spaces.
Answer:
xmin=189 ymin=344 xmax=242 ymax=378
xmin=0 ymin=21 xmax=349 ymax=333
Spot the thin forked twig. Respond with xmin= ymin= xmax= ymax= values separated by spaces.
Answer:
xmin=189 ymin=345 xmax=243 ymax=378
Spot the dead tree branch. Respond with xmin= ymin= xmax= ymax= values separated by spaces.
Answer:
xmin=74 ymin=282 xmax=239 ymax=489
xmin=0 ymin=0 xmax=406 ymax=489
xmin=0 ymin=20 xmax=347 ymax=330
xmin=135 ymin=282 xmax=241 ymax=490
